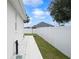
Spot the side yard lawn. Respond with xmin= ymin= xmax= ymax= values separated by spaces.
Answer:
xmin=24 ymin=33 xmax=70 ymax=59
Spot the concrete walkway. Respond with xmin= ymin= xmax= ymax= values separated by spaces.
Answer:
xmin=24 ymin=36 xmax=43 ymax=59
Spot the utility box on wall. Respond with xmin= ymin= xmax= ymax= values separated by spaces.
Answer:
xmin=16 ymin=55 xmax=22 ymax=59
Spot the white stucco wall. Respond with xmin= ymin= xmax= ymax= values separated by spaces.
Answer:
xmin=33 ymin=26 xmax=71 ymax=57
xmin=16 ymin=12 xmax=24 ymax=55
xmin=7 ymin=1 xmax=24 ymax=59
xmin=7 ymin=1 xmax=16 ymax=59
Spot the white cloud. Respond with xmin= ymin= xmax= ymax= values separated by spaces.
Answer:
xmin=32 ymin=9 xmax=44 ymax=17
xmin=23 ymin=0 xmax=43 ymax=6
xmin=32 ymin=9 xmax=50 ymax=19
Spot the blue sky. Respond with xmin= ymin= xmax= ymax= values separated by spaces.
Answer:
xmin=23 ymin=0 xmax=70 ymax=27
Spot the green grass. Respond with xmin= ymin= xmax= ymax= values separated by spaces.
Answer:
xmin=24 ymin=33 xmax=33 ymax=35
xmin=24 ymin=33 xmax=70 ymax=59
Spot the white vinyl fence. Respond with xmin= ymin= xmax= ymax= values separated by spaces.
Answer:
xmin=24 ymin=28 xmax=33 ymax=33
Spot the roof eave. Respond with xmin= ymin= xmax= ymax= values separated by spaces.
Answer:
xmin=8 ymin=0 xmax=27 ymax=20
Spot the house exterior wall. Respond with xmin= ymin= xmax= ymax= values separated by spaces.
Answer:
xmin=33 ymin=26 xmax=71 ymax=57
xmin=17 ymin=11 xmax=24 ymax=55
xmin=7 ymin=1 xmax=24 ymax=59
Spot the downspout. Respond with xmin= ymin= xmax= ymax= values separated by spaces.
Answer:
xmin=15 ymin=11 xmax=18 ymax=55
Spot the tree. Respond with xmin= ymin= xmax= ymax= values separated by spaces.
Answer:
xmin=23 ymin=16 xmax=30 ymax=23
xmin=49 ymin=0 xmax=71 ymax=25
